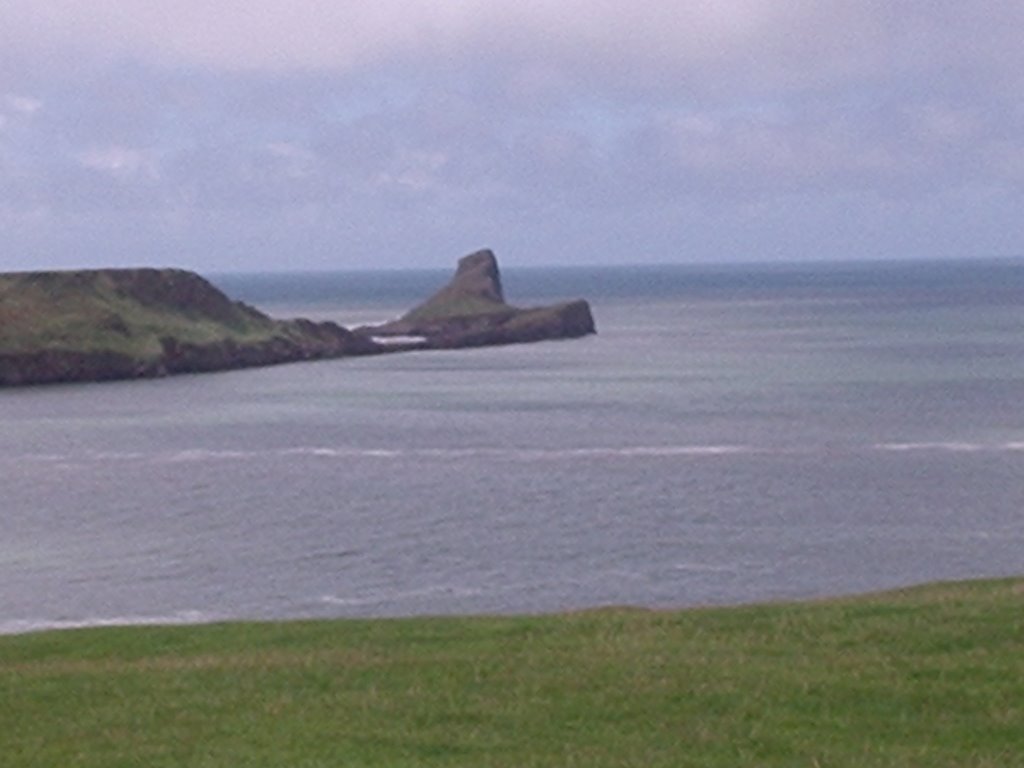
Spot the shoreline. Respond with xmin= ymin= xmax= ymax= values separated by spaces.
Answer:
xmin=5 ymin=574 xmax=1019 ymax=637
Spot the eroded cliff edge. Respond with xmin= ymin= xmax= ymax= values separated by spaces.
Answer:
xmin=0 ymin=250 xmax=595 ymax=386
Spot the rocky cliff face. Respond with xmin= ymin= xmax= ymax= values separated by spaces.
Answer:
xmin=362 ymin=249 xmax=596 ymax=348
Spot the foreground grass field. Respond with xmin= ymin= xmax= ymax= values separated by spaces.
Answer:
xmin=2 ymin=579 xmax=1022 ymax=767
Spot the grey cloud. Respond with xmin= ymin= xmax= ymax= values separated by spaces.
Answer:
xmin=0 ymin=1 xmax=1015 ymax=87
xmin=3 ymin=3 xmax=1024 ymax=270
xmin=623 ymin=98 xmax=1024 ymax=199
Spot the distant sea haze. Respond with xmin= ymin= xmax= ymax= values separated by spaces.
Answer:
xmin=3 ymin=259 xmax=1024 ymax=634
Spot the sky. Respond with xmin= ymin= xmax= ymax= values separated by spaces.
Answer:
xmin=2 ymin=1 xmax=1024 ymax=272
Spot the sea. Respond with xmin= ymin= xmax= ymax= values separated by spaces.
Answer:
xmin=2 ymin=259 xmax=1023 ymax=634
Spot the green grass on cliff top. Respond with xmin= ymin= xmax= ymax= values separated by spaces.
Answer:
xmin=0 ymin=271 xmax=280 ymax=357
xmin=2 ymin=578 xmax=1022 ymax=767
xmin=403 ymin=294 xmax=512 ymax=322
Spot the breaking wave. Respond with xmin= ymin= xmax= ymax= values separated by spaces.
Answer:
xmin=0 ymin=610 xmax=215 ymax=636
xmin=10 ymin=441 xmax=1024 ymax=469
xmin=874 ymin=441 xmax=1024 ymax=453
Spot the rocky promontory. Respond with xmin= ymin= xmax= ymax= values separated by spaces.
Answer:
xmin=0 ymin=250 xmax=595 ymax=387
xmin=0 ymin=268 xmax=379 ymax=386
xmin=359 ymin=249 xmax=596 ymax=349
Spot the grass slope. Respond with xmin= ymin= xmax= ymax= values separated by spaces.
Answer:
xmin=403 ymin=293 xmax=511 ymax=322
xmin=0 ymin=269 xmax=281 ymax=359
xmin=2 ymin=579 xmax=1022 ymax=767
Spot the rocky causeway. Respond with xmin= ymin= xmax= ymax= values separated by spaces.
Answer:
xmin=0 ymin=250 xmax=595 ymax=386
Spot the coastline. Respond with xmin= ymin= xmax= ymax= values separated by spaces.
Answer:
xmin=3 ymin=574 xmax=1018 ymax=637
xmin=0 ymin=251 xmax=595 ymax=387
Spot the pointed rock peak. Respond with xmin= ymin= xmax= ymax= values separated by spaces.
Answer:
xmin=452 ymin=249 xmax=504 ymax=304
xmin=402 ymin=248 xmax=510 ymax=322
xmin=361 ymin=248 xmax=597 ymax=344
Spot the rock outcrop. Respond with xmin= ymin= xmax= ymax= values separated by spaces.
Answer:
xmin=360 ymin=249 xmax=596 ymax=348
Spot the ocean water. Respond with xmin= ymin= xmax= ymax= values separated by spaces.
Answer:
xmin=2 ymin=259 xmax=1024 ymax=634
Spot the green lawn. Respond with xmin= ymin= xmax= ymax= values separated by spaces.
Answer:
xmin=2 ymin=578 xmax=1022 ymax=767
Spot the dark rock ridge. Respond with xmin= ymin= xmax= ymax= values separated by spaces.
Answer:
xmin=359 ymin=249 xmax=596 ymax=349
xmin=0 ymin=251 xmax=595 ymax=387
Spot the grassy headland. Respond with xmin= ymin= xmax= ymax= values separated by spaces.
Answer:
xmin=0 ymin=252 xmax=594 ymax=384
xmin=0 ymin=269 xmax=280 ymax=356
xmin=2 ymin=578 xmax=1022 ymax=767
xmin=0 ymin=268 xmax=375 ymax=384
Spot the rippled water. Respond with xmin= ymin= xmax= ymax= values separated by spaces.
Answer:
xmin=2 ymin=259 xmax=1023 ymax=633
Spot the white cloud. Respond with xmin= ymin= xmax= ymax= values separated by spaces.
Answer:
xmin=4 ymin=2 xmax=1024 ymax=268
xmin=0 ymin=95 xmax=42 ymax=135
xmin=3 ymin=0 xmax=1015 ymax=91
xmin=4 ymin=95 xmax=43 ymax=115
xmin=910 ymin=105 xmax=983 ymax=144
xmin=375 ymin=150 xmax=449 ymax=192
xmin=76 ymin=146 xmax=160 ymax=180
xmin=263 ymin=142 xmax=316 ymax=179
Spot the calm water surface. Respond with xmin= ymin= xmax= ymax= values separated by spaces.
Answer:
xmin=2 ymin=260 xmax=1023 ymax=633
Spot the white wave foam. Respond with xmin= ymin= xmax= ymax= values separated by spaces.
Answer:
xmin=875 ymin=441 xmax=1024 ymax=453
xmin=7 ymin=443 xmax=753 ymax=468
xmin=279 ymin=447 xmax=405 ymax=459
xmin=320 ymin=584 xmax=486 ymax=607
xmin=89 ymin=451 xmax=148 ymax=461
xmin=280 ymin=447 xmax=343 ymax=458
xmin=569 ymin=445 xmax=748 ymax=457
xmin=671 ymin=562 xmax=739 ymax=573
xmin=370 ymin=335 xmax=427 ymax=345
xmin=22 ymin=453 xmax=72 ymax=463
xmin=0 ymin=610 xmax=213 ymax=636
xmin=164 ymin=449 xmax=255 ymax=463
xmin=48 ymin=439 xmax=1024 ymax=468
xmin=875 ymin=441 xmax=983 ymax=452
xmin=275 ymin=445 xmax=751 ymax=461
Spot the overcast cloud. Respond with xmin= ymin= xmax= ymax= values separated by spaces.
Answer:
xmin=2 ymin=1 xmax=1023 ymax=271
